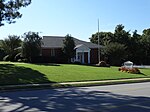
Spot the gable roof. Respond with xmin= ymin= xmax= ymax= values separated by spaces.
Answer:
xmin=42 ymin=36 xmax=102 ymax=48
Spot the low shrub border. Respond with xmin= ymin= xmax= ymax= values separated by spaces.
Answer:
xmin=118 ymin=66 xmax=141 ymax=74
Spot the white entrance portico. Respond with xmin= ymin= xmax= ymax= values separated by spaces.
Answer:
xmin=73 ymin=44 xmax=91 ymax=64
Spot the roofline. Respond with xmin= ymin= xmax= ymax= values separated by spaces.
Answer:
xmin=43 ymin=36 xmax=65 ymax=38
xmin=42 ymin=36 xmax=103 ymax=48
xmin=43 ymin=36 xmax=90 ymax=43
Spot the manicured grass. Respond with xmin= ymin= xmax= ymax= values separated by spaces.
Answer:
xmin=0 ymin=62 xmax=150 ymax=86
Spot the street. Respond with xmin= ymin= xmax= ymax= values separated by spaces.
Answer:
xmin=0 ymin=82 xmax=150 ymax=112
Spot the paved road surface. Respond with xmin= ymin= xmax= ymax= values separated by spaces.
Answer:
xmin=0 ymin=82 xmax=150 ymax=112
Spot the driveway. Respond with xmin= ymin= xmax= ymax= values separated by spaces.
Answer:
xmin=0 ymin=82 xmax=150 ymax=112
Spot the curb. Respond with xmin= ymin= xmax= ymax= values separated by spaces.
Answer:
xmin=0 ymin=78 xmax=150 ymax=92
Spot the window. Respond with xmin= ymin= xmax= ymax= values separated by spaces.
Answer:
xmin=51 ymin=49 xmax=55 ymax=56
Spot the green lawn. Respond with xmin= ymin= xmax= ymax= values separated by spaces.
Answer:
xmin=0 ymin=62 xmax=150 ymax=86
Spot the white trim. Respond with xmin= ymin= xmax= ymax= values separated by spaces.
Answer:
xmin=75 ymin=46 xmax=91 ymax=64
xmin=76 ymin=51 xmax=78 ymax=62
xmin=88 ymin=51 xmax=90 ymax=64
xmin=82 ymin=51 xmax=84 ymax=64
xmin=76 ymin=49 xmax=90 ymax=52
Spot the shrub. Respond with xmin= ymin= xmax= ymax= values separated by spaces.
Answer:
xmin=73 ymin=61 xmax=82 ymax=65
xmin=17 ymin=59 xmax=22 ymax=62
xmin=17 ymin=58 xmax=28 ymax=63
xmin=14 ymin=53 xmax=22 ymax=61
xmin=128 ymin=68 xmax=141 ymax=74
xmin=22 ymin=58 xmax=28 ymax=63
xmin=0 ymin=49 xmax=6 ymax=61
xmin=96 ymin=61 xmax=110 ymax=67
xmin=3 ymin=55 xmax=10 ymax=61
xmin=118 ymin=66 xmax=141 ymax=74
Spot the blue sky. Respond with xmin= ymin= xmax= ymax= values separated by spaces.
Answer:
xmin=0 ymin=0 xmax=150 ymax=41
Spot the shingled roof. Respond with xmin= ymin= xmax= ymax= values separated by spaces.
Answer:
xmin=42 ymin=36 xmax=102 ymax=48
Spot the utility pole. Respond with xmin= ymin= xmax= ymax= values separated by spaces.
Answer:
xmin=98 ymin=19 xmax=100 ymax=62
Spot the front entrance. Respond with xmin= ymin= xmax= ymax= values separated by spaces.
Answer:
xmin=77 ymin=52 xmax=88 ymax=64
xmin=78 ymin=52 xmax=84 ymax=63
xmin=73 ymin=44 xmax=91 ymax=64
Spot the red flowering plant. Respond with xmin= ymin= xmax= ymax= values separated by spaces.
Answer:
xmin=118 ymin=66 xmax=141 ymax=74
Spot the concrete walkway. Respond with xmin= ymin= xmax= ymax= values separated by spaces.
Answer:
xmin=60 ymin=77 xmax=150 ymax=85
xmin=0 ymin=78 xmax=150 ymax=91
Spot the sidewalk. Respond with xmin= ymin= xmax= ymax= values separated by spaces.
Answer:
xmin=0 ymin=78 xmax=150 ymax=91
xmin=60 ymin=77 xmax=150 ymax=85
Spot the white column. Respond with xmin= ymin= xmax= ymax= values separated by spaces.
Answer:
xmin=82 ymin=51 xmax=84 ymax=64
xmin=88 ymin=50 xmax=90 ymax=64
xmin=76 ymin=51 xmax=78 ymax=62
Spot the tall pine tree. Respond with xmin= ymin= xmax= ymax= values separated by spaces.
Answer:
xmin=62 ymin=34 xmax=75 ymax=63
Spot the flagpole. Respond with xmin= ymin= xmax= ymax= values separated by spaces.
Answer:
xmin=98 ymin=19 xmax=100 ymax=62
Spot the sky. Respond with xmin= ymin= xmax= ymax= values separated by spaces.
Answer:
xmin=0 ymin=0 xmax=150 ymax=41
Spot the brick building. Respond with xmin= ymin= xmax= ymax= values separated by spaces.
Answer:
xmin=41 ymin=36 xmax=102 ymax=64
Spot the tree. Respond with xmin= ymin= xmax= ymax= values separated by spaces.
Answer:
xmin=0 ymin=35 xmax=21 ymax=61
xmin=0 ymin=47 xmax=6 ymax=60
xmin=90 ymin=24 xmax=150 ymax=65
xmin=22 ymin=32 xmax=42 ymax=62
xmin=62 ymin=34 xmax=75 ymax=63
xmin=127 ymin=30 xmax=143 ymax=64
xmin=114 ymin=24 xmax=131 ymax=45
xmin=141 ymin=28 xmax=150 ymax=64
xmin=103 ymin=42 xmax=127 ymax=66
xmin=0 ymin=0 xmax=31 ymax=26
xmin=90 ymin=32 xmax=114 ymax=45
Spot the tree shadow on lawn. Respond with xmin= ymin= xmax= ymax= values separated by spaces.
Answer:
xmin=0 ymin=87 xmax=150 ymax=112
xmin=140 ymin=73 xmax=147 ymax=76
xmin=0 ymin=64 xmax=54 ymax=86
